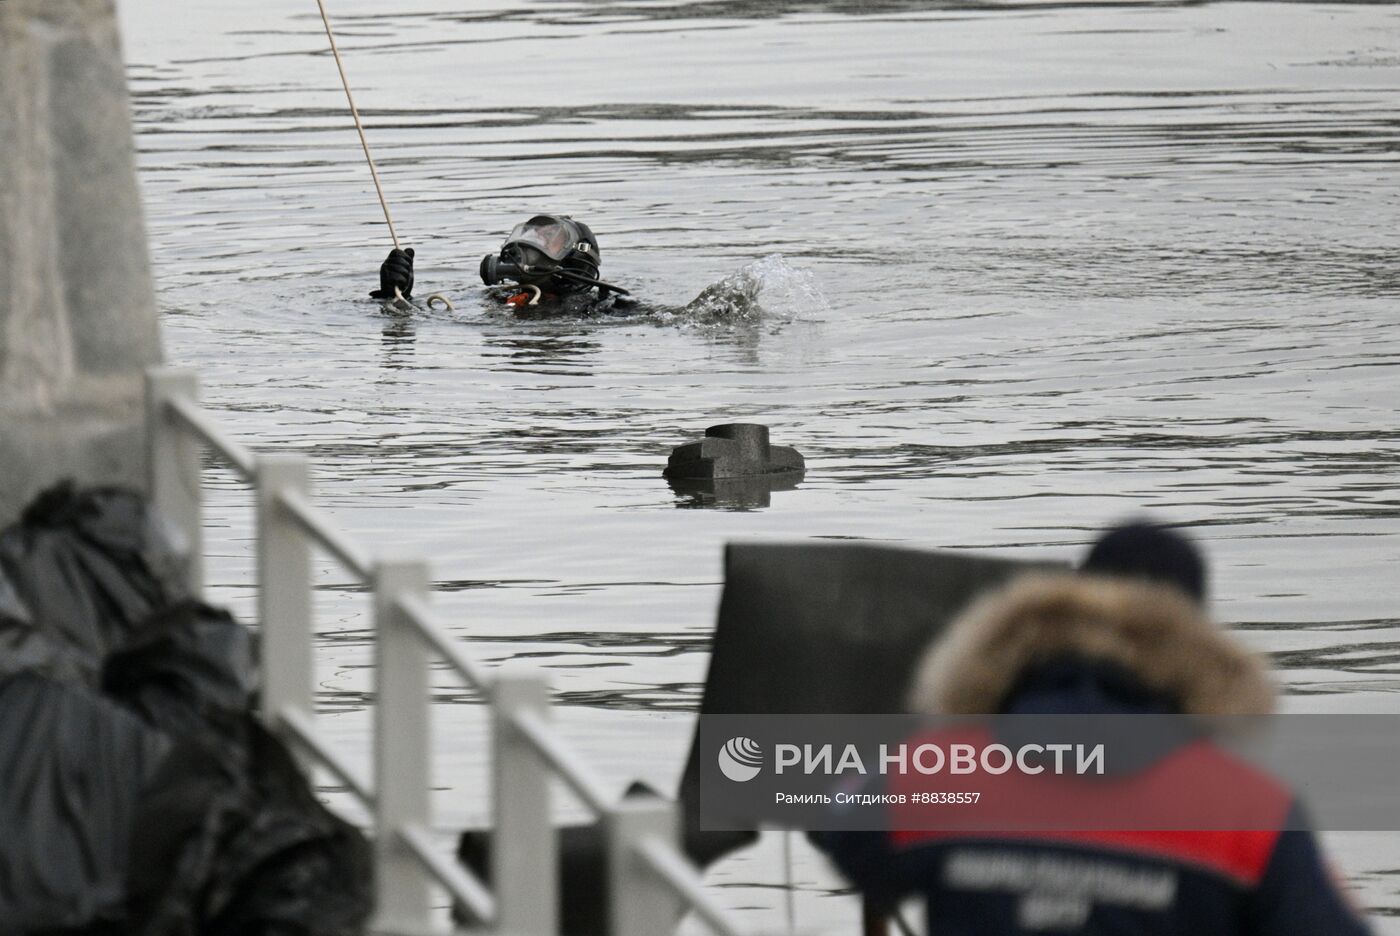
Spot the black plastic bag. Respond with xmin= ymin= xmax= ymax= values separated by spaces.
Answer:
xmin=103 ymin=601 xmax=257 ymax=748
xmin=1 ymin=483 xmax=370 ymax=935
xmin=125 ymin=719 xmax=373 ymax=936
xmin=0 ymin=672 xmax=172 ymax=933
xmin=0 ymin=565 xmax=27 ymax=625
xmin=105 ymin=602 xmax=370 ymax=936
xmin=1 ymin=568 xmax=90 ymax=687
xmin=0 ymin=482 xmax=188 ymax=678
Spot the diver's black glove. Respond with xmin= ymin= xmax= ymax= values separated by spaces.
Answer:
xmin=370 ymin=247 xmax=414 ymax=299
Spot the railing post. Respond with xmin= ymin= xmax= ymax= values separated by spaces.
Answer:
xmin=607 ymin=797 xmax=684 ymax=936
xmin=144 ymin=367 xmax=203 ymax=594
xmin=256 ymin=454 xmax=313 ymax=732
xmin=493 ymin=665 xmax=558 ymax=936
xmin=372 ymin=556 xmax=435 ymax=934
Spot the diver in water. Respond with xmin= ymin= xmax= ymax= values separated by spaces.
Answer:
xmin=370 ymin=214 xmax=632 ymax=312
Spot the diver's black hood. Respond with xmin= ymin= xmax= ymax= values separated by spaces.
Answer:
xmin=480 ymin=214 xmax=627 ymax=296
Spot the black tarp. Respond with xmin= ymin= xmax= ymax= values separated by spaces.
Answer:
xmin=111 ymin=602 xmax=372 ymax=936
xmin=2 ymin=553 xmax=174 ymax=932
xmin=124 ymin=715 xmax=372 ymax=936
xmin=0 ymin=671 xmax=172 ymax=933
xmin=0 ymin=482 xmax=188 ymax=679
xmin=103 ymin=601 xmax=257 ymax=744
xmin=679 ymin=541 xmax=1060 ymax=865
xmin=0 ymin=569 xmax=90 ymax=687
xmin=0 ymin=485 xmax=371 ymax=936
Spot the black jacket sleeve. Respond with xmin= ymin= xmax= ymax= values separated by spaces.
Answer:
xmin=1247 ymin=808 xmax=1372 ymax=936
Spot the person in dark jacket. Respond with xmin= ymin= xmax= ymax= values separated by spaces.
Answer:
xmin=816 ymin=525 xmax=1371 ymax=935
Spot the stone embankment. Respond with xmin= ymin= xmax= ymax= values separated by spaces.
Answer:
xmin=0 ymin=0 xmax=161 ymax=524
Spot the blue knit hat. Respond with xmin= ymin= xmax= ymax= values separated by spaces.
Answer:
xmin=1081 ymin=520 xmax=1207 ymax=603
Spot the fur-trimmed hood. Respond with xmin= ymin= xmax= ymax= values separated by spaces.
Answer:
xmin=908 ymin=574 xmax=1276 ymax=718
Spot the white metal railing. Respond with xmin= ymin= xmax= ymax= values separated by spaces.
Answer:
xmin=144 ymin=367 xmax=745 ymax=936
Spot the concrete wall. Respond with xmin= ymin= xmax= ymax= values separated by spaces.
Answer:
xmin=0 ymin=0 xmax=162 ymax=525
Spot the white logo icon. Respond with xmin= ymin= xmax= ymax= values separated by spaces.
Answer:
xmin=718 ymin=737 xmax=763 ymax=782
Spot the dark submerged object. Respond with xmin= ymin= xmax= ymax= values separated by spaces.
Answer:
xmin=668 ymin=470 xmax=803 ymax=510
xmin=480 ymin=214 xmax=629 ymax=297
xmin=664 ymin=423 xmax=804 ymax=481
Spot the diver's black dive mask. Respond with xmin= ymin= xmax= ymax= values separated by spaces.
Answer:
xmin=479 ymin=214 xmax=628 ymax=296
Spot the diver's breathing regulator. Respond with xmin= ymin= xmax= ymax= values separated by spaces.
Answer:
xmin=479 ymin=214 xmax=629 ymax=299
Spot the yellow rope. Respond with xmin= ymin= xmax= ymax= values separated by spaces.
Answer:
xmin=316 ymin=2 xmax=455 ymax=313
xmin=314 ymin=0 xmax=400 ymax=251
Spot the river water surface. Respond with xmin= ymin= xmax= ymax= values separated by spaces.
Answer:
xmin=119 ymin=0 xmax=1400 ymax=929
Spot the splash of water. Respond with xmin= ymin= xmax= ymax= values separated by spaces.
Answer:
xmin=672 ymin=254 xmax=828 ymax=326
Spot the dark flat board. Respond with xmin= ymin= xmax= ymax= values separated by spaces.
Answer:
xmin=679 ymin=541 xmax=1060 ymax=864
xmin=700 ymin=541 xmax=1056 ymax=715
